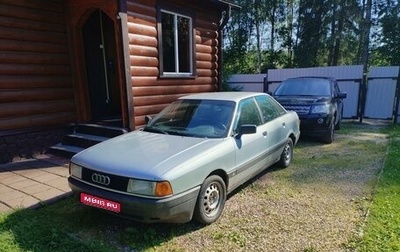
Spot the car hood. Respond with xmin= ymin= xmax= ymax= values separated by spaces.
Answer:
xmin=274 ymin=96 xmax=330 ymax=105
xmin=71 ymin=130 xmax=225 ymax=180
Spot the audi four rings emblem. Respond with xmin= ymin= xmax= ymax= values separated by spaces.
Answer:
xmin=91 ymin=173 xmax=111 ymax=186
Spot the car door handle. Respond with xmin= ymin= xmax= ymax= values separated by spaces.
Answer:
xmin=282 ymin=122 xmax=286 ymax=128
xmin=262 ymin=131 xmax=268 ymax=137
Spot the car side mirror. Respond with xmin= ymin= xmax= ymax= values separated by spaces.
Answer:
xmin=145 ymin=115 xmax=152 ymax=124
xmin=337 ymin=92 xmax=347 ymax=99
xmin=235 ymin=124 xmax=257 ymax=139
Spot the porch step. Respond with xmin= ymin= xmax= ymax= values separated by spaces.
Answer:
xmin=47 ymin=124 xmax=128 ymax=159
xmin=47 ymin=144 xmax=85 ymax=159
xmin=75 ymin=124 xmax=127 ymax=138
xmin=62 ymin=133 xmax=109 ymax=149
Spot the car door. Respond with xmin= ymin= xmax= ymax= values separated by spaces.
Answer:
xmin=255 ymin=95 xmax=290 ymax=161
xmin=230 ymin=97 xmax=276 ymax=188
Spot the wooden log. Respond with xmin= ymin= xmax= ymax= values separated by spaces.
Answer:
xmin=130 ymin=56 xmax=158 ymax=67
xmin=0 ymin=52 xmax=69 ymax=65
xmin=128 ymin=22 xmax=157 ymax=37
xmin=196 ymin=61 xmax=217 ymax=70
xmin=128 ymin=34 xmax=158 ymax=47
xmin=127 ymin=1 xmax=156 ymax=17
xmin=127 ymin=13 xmax=156 ymax=27
xmin=0 ymin=76 xmax=72 ymax=89
xmin=0 ymin=88 xmax=74 ymax=102
xmin=0 ymin=100 xmax=75 ymax=117
xmin=0 ymin=16 xmax=65 ymax=33
xmin=0 ymin=64 xmax=70 ymax=75
xmin=195 ymin=36 xmax=218 ymax=47
xmin=0 ymin=112 xmax=76 ymax=131
xmin=197 ymin=69 xmax=218 ymax=77
xmin=133 ymin=94 xmax=182 ymax=106
xmin=196 ymin=18 xmax=219 ymax=31
xmin=131 ymin=66 xmax=159 ymax=76
xmin=132 ymin=84 xmax=216 ymax=97
xmin=130 ymin=76 xmax=217 ymax=86
xmin=133 ymin=104 xmax=173 ymax=117
xmin=0 ymin=3 xmax=63 ymax=24
xmin=0 ymin=38 xmax=68 ymax=53
xmin=196 ymin=44 xmax=217 ymax=54
xmin=196 ymin=52 xmax=218 ymax=62
xmin=129 ymin=44 xmax=158 ymax=57
xmin=196 ymin=27 xmax=218 ymax=40
xmin=1 ymin=0 xmax=62 ymax=13
xmin=0 ymin=27 xmax=66 ymax=44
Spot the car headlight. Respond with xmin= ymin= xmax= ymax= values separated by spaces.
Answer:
xmin=127 ymin=179 xmax=173 ymax=197
xmin=69 ymin=163 xmax=82 ymax=179
xmin=311 ymin=104 xmax=330 ymax=114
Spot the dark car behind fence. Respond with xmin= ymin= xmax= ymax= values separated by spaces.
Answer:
xmin=227 ymin=65 xmax=400 ymax=123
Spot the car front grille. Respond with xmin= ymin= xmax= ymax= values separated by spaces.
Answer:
xmin=284 ymin=105 xmax=310 ymax=115
xmin=81 ymin=167 xmax=129 ymax=192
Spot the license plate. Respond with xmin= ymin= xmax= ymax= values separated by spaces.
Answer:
xmin=80 ymin=193 xmax=121 ymax=213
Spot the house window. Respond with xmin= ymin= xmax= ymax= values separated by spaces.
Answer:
xmin=159 ymin=9 xmax=194 ymax=77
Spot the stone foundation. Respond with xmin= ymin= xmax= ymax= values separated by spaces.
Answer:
xmin=0 ymin=128 xmax=69 ymax=164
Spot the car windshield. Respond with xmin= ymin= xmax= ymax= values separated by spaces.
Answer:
xmin=274 ymin=78 xmax=331 ymax=97
xmin=145 ymin=99 xmax=235 ymax=138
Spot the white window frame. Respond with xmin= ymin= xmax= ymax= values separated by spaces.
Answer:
xmin=159 ymin=9 xmax=194 ymax=77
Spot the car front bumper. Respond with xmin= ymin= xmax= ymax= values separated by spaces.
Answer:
xmin=299 ymin=115 xmax=333 ymax=137
xmin=68 ymin=177 xmax=200 ymax=223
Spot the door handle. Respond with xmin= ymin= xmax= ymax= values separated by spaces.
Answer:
xmin=282 ymin=122 xmax=286 ymax=128
xmin=262 ymin=131 xmax=268 ymax=137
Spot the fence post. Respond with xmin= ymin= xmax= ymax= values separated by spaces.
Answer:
xmin=359 ymin=72 xmax=368 ymax=123
xmin=395 ymin=74 xmax=400 ymax=124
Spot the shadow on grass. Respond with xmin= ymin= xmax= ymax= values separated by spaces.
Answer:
xmin=0 ymin=196 xmax=206 ymax=251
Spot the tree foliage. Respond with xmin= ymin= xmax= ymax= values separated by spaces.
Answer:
xmin=222 ymin=0 xmax=399 ymax=74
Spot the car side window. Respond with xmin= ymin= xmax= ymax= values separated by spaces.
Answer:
xmin=235 ymin=98 xmax=262 ymax=130
xmin=255 ymin=95 xmax=285 ymax=123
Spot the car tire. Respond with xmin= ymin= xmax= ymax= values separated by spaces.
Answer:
xmin=278 ymin=138 xmax=293 ymax=168
xmin=322 ymin=124 xmax=334 ymax=144
xmin=193 ymin=175 xmax=226 ymax=225
xmin=334 ymin=112 xmax=342 ymax=130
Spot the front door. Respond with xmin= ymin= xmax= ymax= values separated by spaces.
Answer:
xmin=82 ymin=10 xmax=122 ymax=125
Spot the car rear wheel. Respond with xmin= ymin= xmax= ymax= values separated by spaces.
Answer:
xmin=193 ymin=175 xmax=226 ymax=225
xmin=278 ymin=138 xmax=293 ymax=168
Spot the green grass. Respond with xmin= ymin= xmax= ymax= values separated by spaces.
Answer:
xmin=0 ymin=198 xmax=115 ymax=252
xmin=356 ymin=125 xmax=400 ymax=251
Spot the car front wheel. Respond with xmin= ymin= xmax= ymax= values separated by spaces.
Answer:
xmin=278 ymin=138 xmax=293 ymax=168
xmin=322 ymin=123 xmax=334 ymax=144
xmin=193 ymin=175 xmax=226 ymax=225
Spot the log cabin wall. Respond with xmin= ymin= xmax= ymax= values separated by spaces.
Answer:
xmin=0 ymin=0 xmax=75 ymax=162
xmin=0 ymin=0 xmax=76 ymax=131
xmin=126 ymin=0 xmax=222 ymax=127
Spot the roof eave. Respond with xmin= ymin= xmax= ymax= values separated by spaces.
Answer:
xmin=212 ymin=0 xmax=241 ymax=10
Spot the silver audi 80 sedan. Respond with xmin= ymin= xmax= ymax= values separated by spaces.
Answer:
xmin=68 ymin=92 xmax=300 ymax=224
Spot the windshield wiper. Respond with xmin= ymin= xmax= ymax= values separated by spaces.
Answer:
xmin=143 ymin=126 xmax=169 ymax=135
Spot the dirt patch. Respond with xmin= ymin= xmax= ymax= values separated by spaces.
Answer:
xmin=336 ymin=132 xmax=388 ymax=144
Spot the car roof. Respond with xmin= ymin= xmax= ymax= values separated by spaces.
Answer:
xmin=179 ymin=92 xmax=267 ymax=102
xmin=285 ymin=76 xmax=335 ymax=82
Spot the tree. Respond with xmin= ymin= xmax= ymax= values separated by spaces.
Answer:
xmin=222 ymin=0 xmax=393 ymax=74
xmin=293 ymin=0 xmax=327 ymax=67
xmin=376 ymin=0 xmax=400 ymax=65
